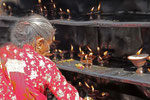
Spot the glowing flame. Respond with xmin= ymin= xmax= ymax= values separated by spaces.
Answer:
xmin=2 ymin=3 xmax=6 ymax=7
xmin=89 ymin=52 xmax=93 ymax=56
xmin=38 ymin=0 xmax=41 ymax=3
xmin=86 ymin=97 xmax=90 ymax=100
xmin=97 ymin=2 xmax=101 ymax=11
xmin=44 ymin=6 xmax=46 ymax=9
xmin=55 ymin=49 xmax=57 ymax=52
xmin=53 ymin=36 xmax=55 ymax=41
xmin=67 ymin=9 xmax=70 ymax=13
xmin=87 ymin=46 xmax=92 ymax=52
xmin=84 ymin=81 xmax=90 ymax=88
xmin=53 ymin=3 xmax=56 ymax=8
xmin=91 ymin=85 xmax=94 ymax=92
xmin=97 ymin=47 xmax=100 ymax=52
xmin=8 ymin=6 xmax=11 ymax=10
xmin=79 ymin=82 xmax=82 ymax=86
xmin=71 ymin=44 xmax=73 ymax=51
xmin=148 ymin=68 xmax=150 ymax=72
xmin=81 ymin=51 xmax=85 ymax=55
xmin=103 ymin=51 xmax=108 ymax=56
xmin=85 ymin=55 xmax=88 ymax=60
xmin=79 ymin=47 xmax=82 ymax=53
xmin=79 ymin=46 xmax=85 ymax=55
xmin=58 ymin=49 xmax=62 ymax=53
xmin=91 ymin=7 xmax=94 ymax=12
xmin=59 ymin=8 xmax=62 ymax=12
xmin=102 ymin=92 xmax=105 ymax=97
xmin=31 ymin=10 xmax=34 ymax=13
xmin=98 ymin=56 xmax=103 ymax=60
xmin=136 ymin=48 xmax=143 ymax=55
xmin=40 ymin=8 xmax=43 ymax=12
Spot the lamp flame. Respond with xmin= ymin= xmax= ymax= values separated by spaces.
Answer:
xmin=91 ymin=7 xmax=94 ymax=12
xmin=53 ymin=36 xmax=55 ymax=41
xmin=40 ymin=8 xmax=43 ymax=12
xmin=97 ymin=2 xmax=101 ymax=11
xmin=79 ymin=46 xmax=82 ymax=53
xmin=79 ymin=82 xmax=82 ymax=86
xmin=44 ymin=6 xmax=47 ymax=10
xmin=102 ymin=92 xmax=105 ymax=97
xmin=8 ymin=6 xmax=11 ymax=10
xmin=89 ymin=52 xmax=93 ymax=56
xmin=103 ymin=51 xmax=108 ymax=56
xmin=59 ymin=8 xmax=62 ymax=12
xmin=58 ymin=49 xmax=62 ymax=53
xmin=136 ymin=48 xmax=143 ymax=55
xmin=148 ymin=68 xmax=150 ymax=72
xmin=67 ymin=9 xmax=70 ymax=13
xmin=2 ymin=3 xmax=6 ymax=7
xmin=87 ymin=46 xmax=92 ymax=52
xmin=98 ymin=56 xmax=103 ymax=60
xmin=91 ymin=85 xmax=94 ymax=92
xmin=38 ymin=0 xmax=41 ymax=3
xmin=31 ymin=10 xmax=34 ymax=13
xmin=84 ymin=81 xmax=90 ymax=88
xmin=55 ymin=49 xmax=57 ymax=52
xmin=97 ymin=47 xmax=100 ymax=52
xmin=81 ymin=51 xmax=85 ymax=55
xmin=85 ymin=55 xmax=88 ymax=60
xmin=53 ymin=4 xmax=56 ymax=8
xmin=71 ymin=44 xmax=73 ymax=51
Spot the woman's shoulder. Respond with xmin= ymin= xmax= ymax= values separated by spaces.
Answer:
xmin=43 ymin=56 xmax=56 ymax=65
xmin=0 ymin=43 xmax=18 ymax=52
xmin=0 ymin=59 xmax=2 ymax=69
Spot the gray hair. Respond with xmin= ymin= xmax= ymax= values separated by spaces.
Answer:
xmin=11 ymin=15 xmax=55 ymax=47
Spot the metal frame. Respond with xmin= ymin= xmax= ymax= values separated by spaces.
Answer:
xmin=56 ymin=60 xmax=150 ymax=88
xmin=2 ymin=16 xmax=150 ymax=27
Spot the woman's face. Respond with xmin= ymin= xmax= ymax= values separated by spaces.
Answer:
xmin=40 ymin=39 xmax=51 ymax=55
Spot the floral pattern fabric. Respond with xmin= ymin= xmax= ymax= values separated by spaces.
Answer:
xmin=0 ymin=44 xmax=83 ymax=100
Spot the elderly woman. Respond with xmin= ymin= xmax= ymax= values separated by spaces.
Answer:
xmin=0 ymin=15 xmax=83 ymax=100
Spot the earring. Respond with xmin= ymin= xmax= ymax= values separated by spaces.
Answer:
xmin=36 ymin=46 xmax=42 ymax=54
xmin=37 ymin=46 xmax=41 ymax=49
